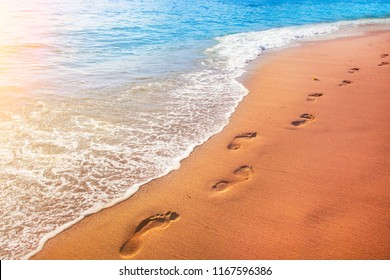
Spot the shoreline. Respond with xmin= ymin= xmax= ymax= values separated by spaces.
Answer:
xmin=32 ymin=30 xmax=390 ymax=260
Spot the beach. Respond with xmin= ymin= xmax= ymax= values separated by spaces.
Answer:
xmin=32 ymin=30 xmax=390 ymax=260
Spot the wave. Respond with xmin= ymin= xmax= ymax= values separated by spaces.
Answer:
xmin=206 ymin=17 xmax=390 ymax=76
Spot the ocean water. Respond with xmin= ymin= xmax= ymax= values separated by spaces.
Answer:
xmin=0 ymin=0 xmax=389 ymax=259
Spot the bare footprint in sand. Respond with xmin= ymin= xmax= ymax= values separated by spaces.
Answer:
xmin=378 ymin=62 xmax=389 ymax=66
xmin=227 ymin=132 xmax=257 ymax=150
xmin=338 ymin=80 xmax=353 ymax=86
xmin=291 ymin=113 xmax=315 ymax=127
xmin=348 ymin=67 xmax=360 ymax=73
xmin=212 ymin=165 xmax=254 ymax=192
xmin=120 ymin=211 xmax=179 ymax=258
xmin=380 ymin=53 xmax=388 ymax=58
xmin=307 ymin=93 xmax=323 ymax=102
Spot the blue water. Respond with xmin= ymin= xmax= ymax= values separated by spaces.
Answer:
xmin=0 ymin=0 xmax=389 ymax=259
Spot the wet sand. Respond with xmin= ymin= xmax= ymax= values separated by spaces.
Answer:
xmin=33 ymin=31 xmax=390 ymax=260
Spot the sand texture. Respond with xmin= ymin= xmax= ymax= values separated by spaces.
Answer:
xmin=33 ymin=31 xmax=390 ymax=260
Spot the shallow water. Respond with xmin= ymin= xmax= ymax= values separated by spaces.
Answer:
xmin=0 ymin=0 xmax=390 ymax=259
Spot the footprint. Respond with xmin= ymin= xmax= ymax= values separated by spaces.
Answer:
xmin=212 ymin=165 xmax=254 ymax=192
xmin=227 ymin=132 xmax=257 ymax=150
xmin=120 ymin=211 xmax=179 ymax=258
xmin=211 ymin=181 xmax=230 ymax=192
xmin=338 ymin=80 xmax=353 ymax=86
xmin=291 ymin=113 xmax=315 ymax=127
xmin=348 ymin=67 xmax=360 ymax=73
xmin=378 ymin=62 xmax=389 ymax=66
xmin=380 ymin=53 xmax=388 ymax=58
xmin=307 ymin=93 xmax=323 ymax=102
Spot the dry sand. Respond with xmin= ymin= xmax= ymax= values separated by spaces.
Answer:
xmin=33 ymin=31 xmax=390 ymax=260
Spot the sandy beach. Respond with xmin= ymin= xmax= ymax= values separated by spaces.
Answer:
xmin=32 ymin=30 xmax=390 ymax=260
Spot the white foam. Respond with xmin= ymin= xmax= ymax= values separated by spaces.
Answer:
xmin=206 ymin=18 xmax=390 ymax=76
